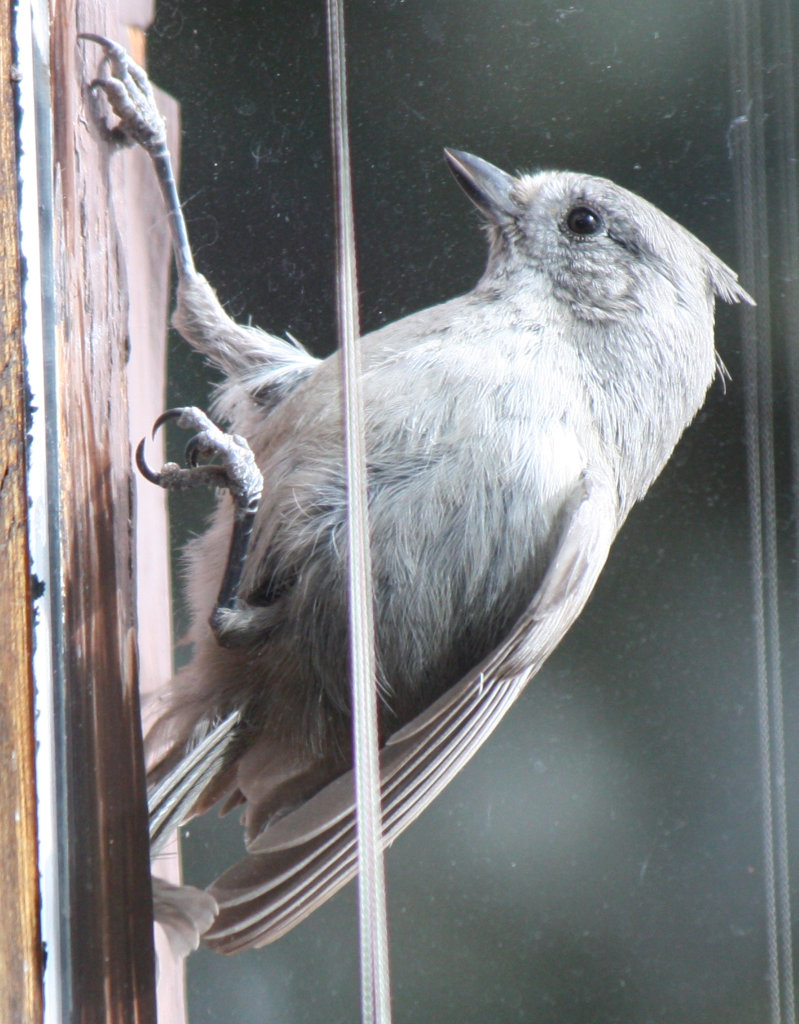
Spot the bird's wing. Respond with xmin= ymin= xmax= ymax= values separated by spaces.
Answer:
xmin=204 ymin=467 xmax=619 ymax=951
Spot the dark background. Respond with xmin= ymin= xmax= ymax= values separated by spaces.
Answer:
xmin=147 ymin=2 xmax=799 ymax=1021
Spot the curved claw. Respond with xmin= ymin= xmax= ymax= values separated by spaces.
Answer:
xmin=185 ymin=436 xmax=205 ymax=468
xmin=79 ymin=34 xmax=135 ymax=80
xmin=152 ymin=407 xmax=186 ymax=437
xmin=135 ymin=436 xmax=161 ymax=485
xmin=78 ymin=34 xmax=128 ymax=83
xmin=78 ymin=32 xmax=119 ymax=54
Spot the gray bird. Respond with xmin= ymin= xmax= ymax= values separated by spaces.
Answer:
xmin=82 ymin=36 xmax=752 ymax=955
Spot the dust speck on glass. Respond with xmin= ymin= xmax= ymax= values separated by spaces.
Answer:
xmin=147 ymin=1 xmax=799 ymax=1022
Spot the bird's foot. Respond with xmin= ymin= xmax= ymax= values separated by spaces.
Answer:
xmin=137 ymin=407 xmax=263 ymax=513
xmin=79 ymin=33 xmax=167 ymax=154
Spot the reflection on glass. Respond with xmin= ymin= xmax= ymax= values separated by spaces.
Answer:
xmin=146 ymin=2 xmax=798 ymax=1022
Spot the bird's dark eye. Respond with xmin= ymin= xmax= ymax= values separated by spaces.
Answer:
xmin=566 ymin=206 xmax=603 ymax=236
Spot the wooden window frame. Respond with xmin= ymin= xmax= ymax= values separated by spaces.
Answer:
xmin=10 ymin=2 xmax=185 ymax=1021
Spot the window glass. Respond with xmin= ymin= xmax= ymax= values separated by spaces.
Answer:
xmin=148 ymin=2 xmax=797 ymax=1021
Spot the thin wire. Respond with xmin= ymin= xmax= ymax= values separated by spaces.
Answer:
xmin=325 ymin=2 xmax=393 ymax=1022
xmin=766 ymin=3 xmax=799 ymax=1018
xmin=728 ymin=3 xmax=795 ymax=1022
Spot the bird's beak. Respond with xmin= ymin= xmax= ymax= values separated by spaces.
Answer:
xmin=444 ymin=149 xmax=517 ymax=223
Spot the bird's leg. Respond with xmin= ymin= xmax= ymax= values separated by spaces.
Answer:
xmin=79 ymin=33 xmax=195 ymax=280
xmin=81 ymin=35 xmax=314 ymax=377
xmin=137 ymin=408 xmax=263 ymax=645
xmin=80 ymin=36 xmax=266 ymax=645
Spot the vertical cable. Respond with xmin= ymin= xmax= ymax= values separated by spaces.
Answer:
xmin=727 ymin=3 xmax=795 ymax=1022
xmin=773 ymin=2 xmax=799 ymax=521
xmin=766 ymin=3 xmax=799 ymax=1017
xmin=325 ymin=2 xmax=393 ymax=1022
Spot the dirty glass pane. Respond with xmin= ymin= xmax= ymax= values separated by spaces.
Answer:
xmin=148 ymin=2 xmax=799 ymax=1021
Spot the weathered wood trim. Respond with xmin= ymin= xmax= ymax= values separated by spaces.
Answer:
xmin=40 ymin=4 xmax=175 ymax=1021
xmin=50 ymin=6 xmax=157 ymax=1019
xmin=14 ymin=1 xmax=185 ymax=1018
xmin=0 ymin=1 xmax=43 ymax=1020
xmin=125 ymin=43 xmax=189 ymax=1024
